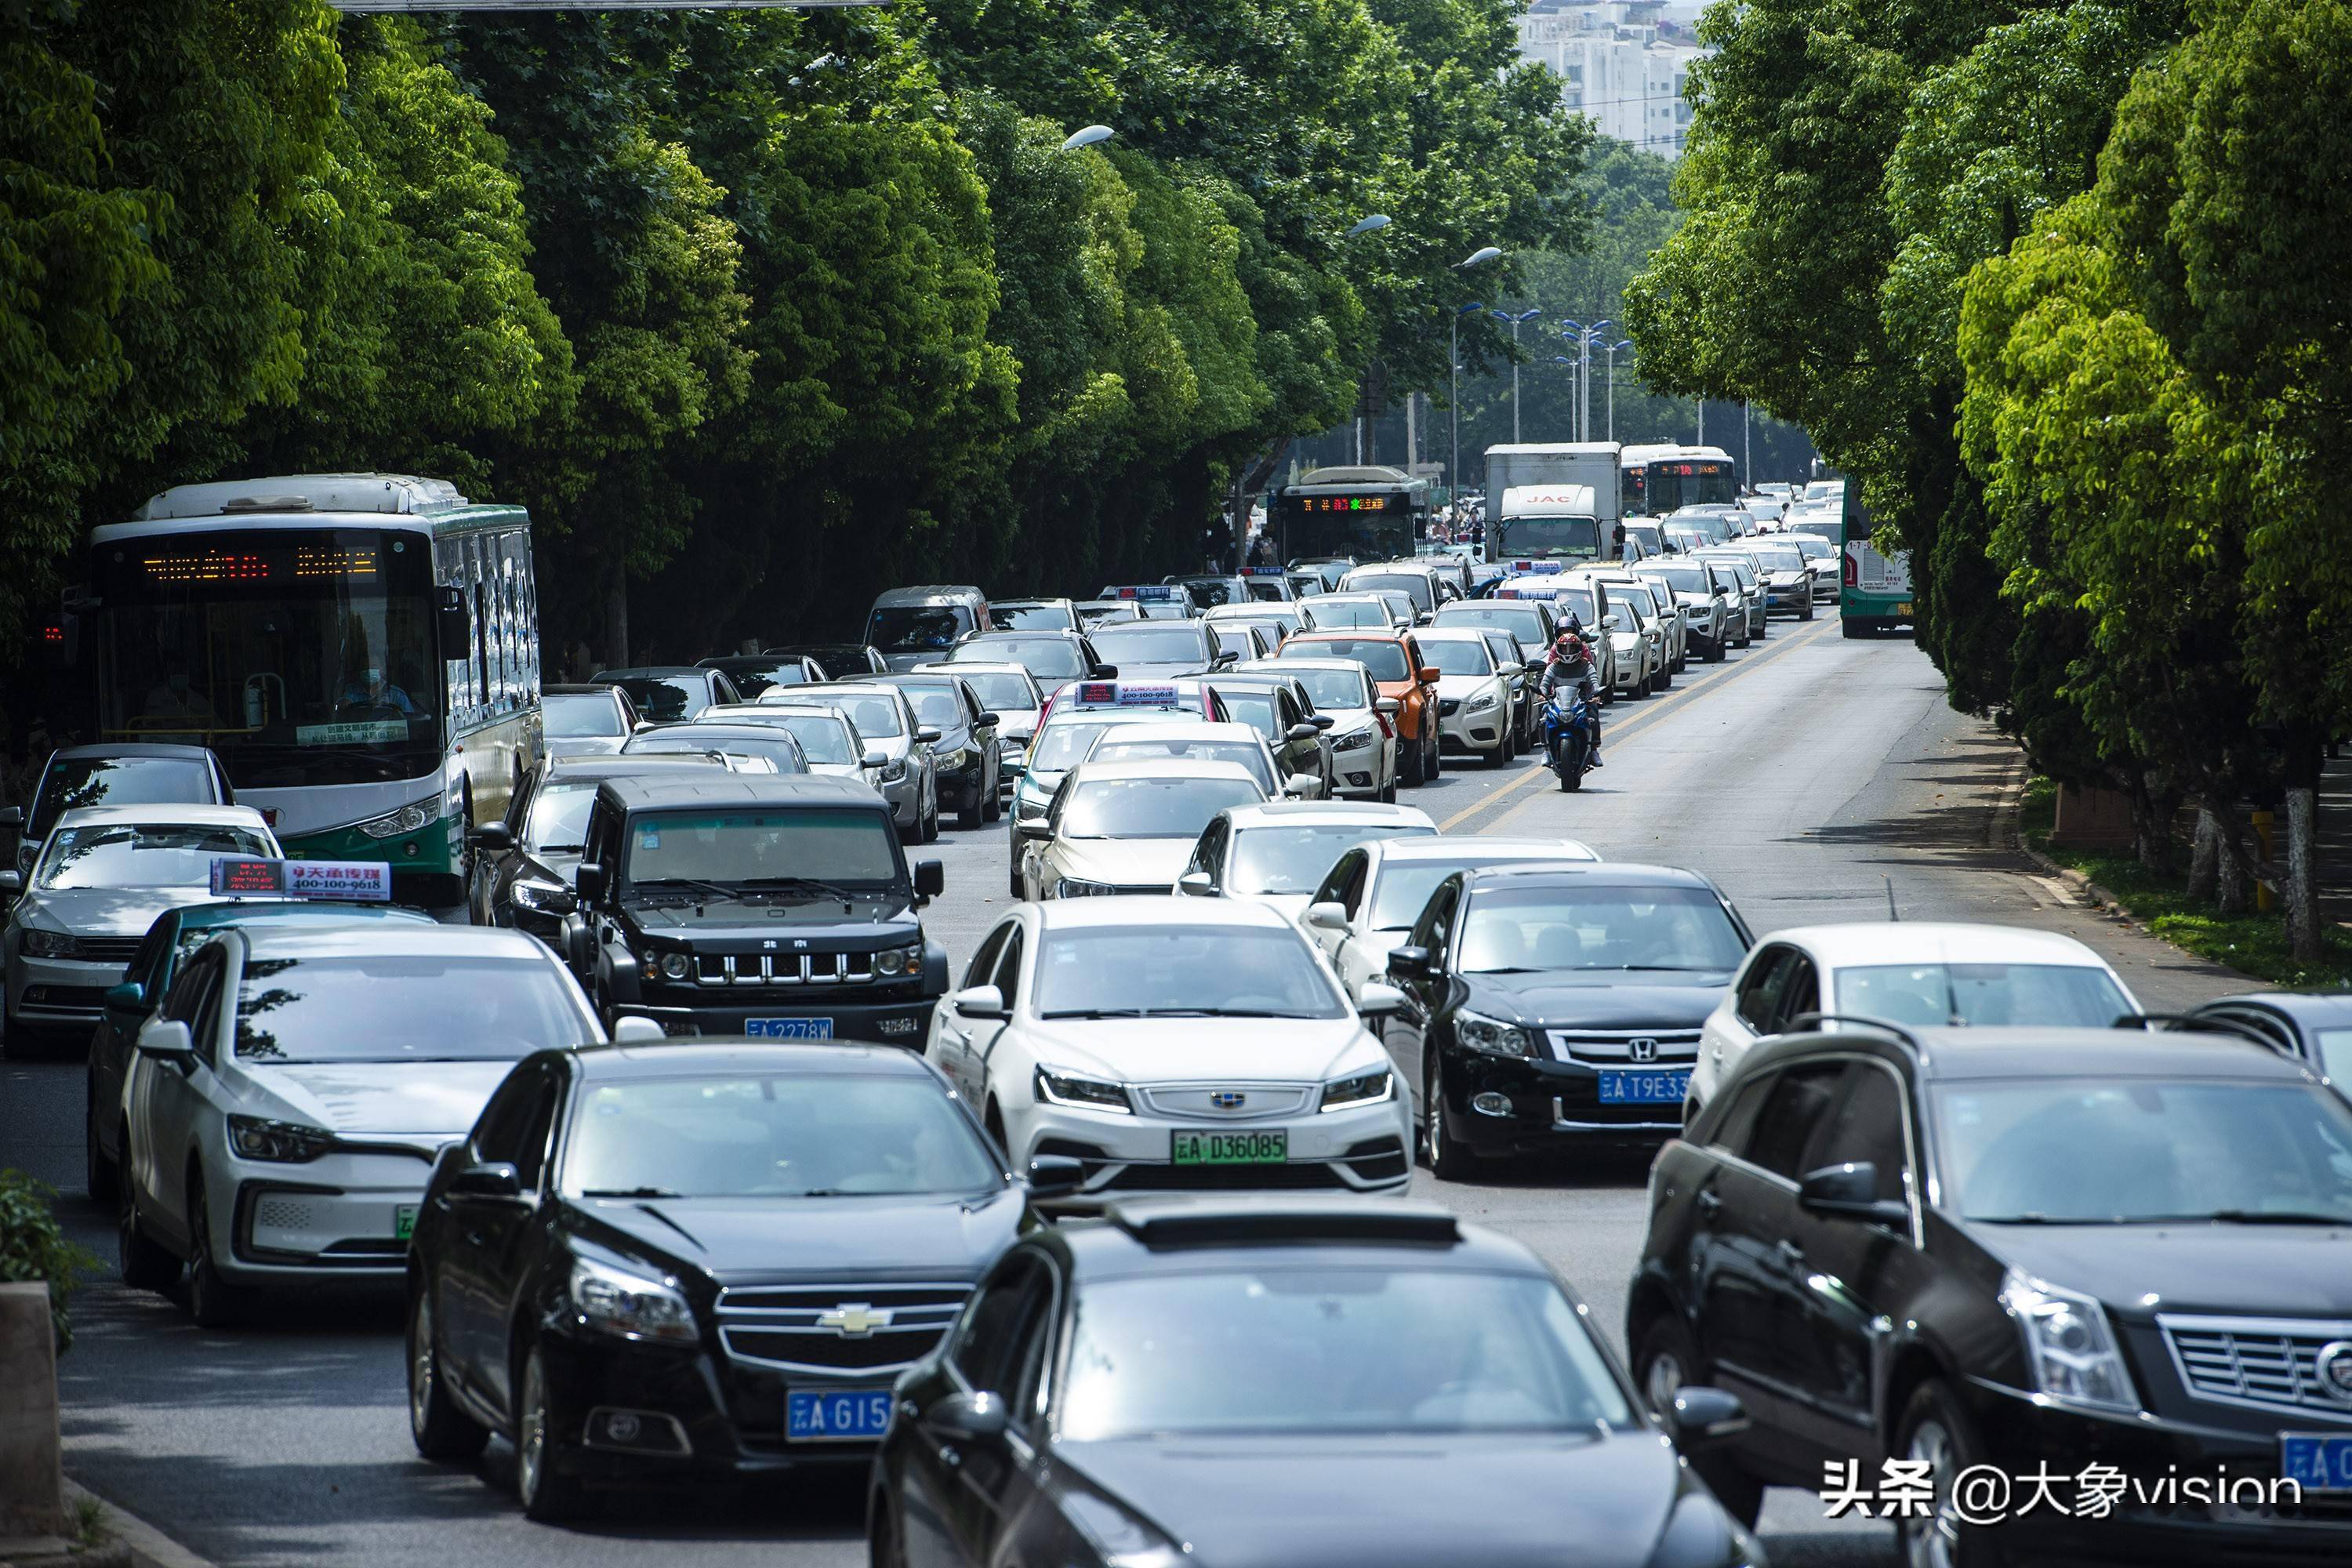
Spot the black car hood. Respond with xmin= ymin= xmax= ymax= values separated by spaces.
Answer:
xmin=622 ymin=893 xmax=917 ymax=936
xmin=1056 ymin=1431 xmax=1681 ymax=1568
xmin=1987 ymin=1221 xmax=2352 ymax=1318
xmin=1465 ymin=972 xmax=1731 ymax=1030
xmin=576 ymin=1187 xmax=1025 ymax=1281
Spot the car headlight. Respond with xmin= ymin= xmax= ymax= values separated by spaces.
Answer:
xmin=1466 ymin=692 xmax=1499 ymax=713
xmin=1014 ymin=787 xmax=1052 ymax=822
xmin=226 ymin=1115 xmax=336 ymax=1163
xmin=872 ymin=942 xmax=924 ymax=977
xmin=357 ymin=797 xmax=437 ymax=839
xmin=2000 ymin=1268 xmax=2138 ymax=1411
xmin=511 ymin=877 xmax=572 ymax=914
xmin=878 ymin=757 xmax=907 ymax=783
xmin=643 ymin=950 xmax=692 ymax=982
xmin=1054 ymin=877 xmax=1117 ymax=898
xmin=1321 ymin=1069 xmax=1395 ymax=1112
xmin=938 ymin=746 xmax=971 ymax=770
xmin=569 ymin=1254 xmax=698 ymax=1344
xmin=1035 ymin=1065 xmax=1132 ymax=1113
xmin=1332 ymin=726 xmax=1374 ymax=753
xmin=1456 ymin=1009 xmax=1537 ymax=1059
xmin=20 ymin=927 xmax=82 ymax=959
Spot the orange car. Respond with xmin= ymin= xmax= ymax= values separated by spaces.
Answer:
xmin=1278 ymin=629 xmax=1443 ymax=786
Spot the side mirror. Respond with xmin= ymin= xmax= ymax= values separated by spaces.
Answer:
xmin=1357 ymin=982 xmax=1408 ymax=1016
xmin=1374 ymin=697 xmax=1400 ymax=717
xmin=0 ymin=807 xmax=20 ymax=828
xmin=1797 ymin=1163 xmax=1910 ymax=1227
xmin=1305 ymin=901 xmax=1349 ymax=932
xmin=1417 ymin=667 xmax=1440 ymax=684
xmin=915 ymin=727 xmax=943 ymax=746
xmin=1176 ymin=870 xmax=1215 ymax=897
xmin=104 ymin=981 xmax=147 ymax=1014
xmin=952 ymin=983 xmax=1007 ymax=1020
xmin=611 ymin=1016 xmax=667 ymax=1044
xmin=0 ymin=869 xmax=20 ymax=896
xmin=1661 ymin=1386 xmax=1749 ymax=1451
xmin=564 ymin=919 xmax=595 ymax=972
xmin=472 ymin=822 xmax=514 ymax=853
xmin=923 ymin=1389 xmax=1008 ymax=1441
xmin=1091 ymin=664 xmax=1117 ymax=680
xmin=975 ymin=712 xmax=1000 ymax=730
xmin=862 ymin=747 xmax=890 ymax=770
xmin=1308 ymin=713 xmax=1334 ymax=731
xmin=135 ymin=1018 xmax=195 ymax=1064
xmin=1386 ymin=945 xmax=1433 ymax=980
xmin=1285 ymin=721 xmax=1319 ymax=742
xmin=434 ymin=584 xmax=470 ymax=652
xmin=1213 ymin=651 xmax=1238 ymax=669
xmin=1283 ymin=773 xmax=1319 ymax=798
xmin=451 ymin=1161 xmax=523 ymax=1200
xmin=575 ymin=862 xmax=607 ymax=902
xmin=913 ymin=858 xmax=946 ymax=899
xmin=1025 ymin=1154 xmax=1085 ymax=1199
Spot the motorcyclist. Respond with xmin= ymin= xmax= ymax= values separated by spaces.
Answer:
xmin=1541 ymin=620 xmax=1602 ymax=767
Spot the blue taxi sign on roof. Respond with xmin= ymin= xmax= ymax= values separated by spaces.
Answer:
xmin=1509 ymin=560 xmax=1566 ymax=575
xmin=1134 ymin=585 xmax=1175 ymax=601
xmin=1244 ymin=566 xmax=1285 ymax=576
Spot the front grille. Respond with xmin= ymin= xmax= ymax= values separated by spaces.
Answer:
xmin=1544 ymin=1028 xmax=1700 ymax=1065
xmin=22 ymin=985 xmax=107 ymax=1009
xmin=78 ymin=937 xmax=143 ymax=965
xmin=692 ymin=952 xmax=877 ymax=987
xmin=716 ymin=1282 xmax=968 ymax=1374
xmin=2161 ymin=1315 xmax=2352 ymax=1420
xmin=1134 ymin=1083 xmax=1316 ymax=1120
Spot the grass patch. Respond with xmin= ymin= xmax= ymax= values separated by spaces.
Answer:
xmin=2021 ymin=776 xmax=2352 ymax=988
xmin=71 ymin=1494 xmax=107 ymax=1550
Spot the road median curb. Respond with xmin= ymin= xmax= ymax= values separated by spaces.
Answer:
xmin=60 ymin=1482 xmax=214 ymax=1568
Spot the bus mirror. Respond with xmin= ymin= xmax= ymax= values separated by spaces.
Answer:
xmin=435 ymin=585 xmax=470 ymax=650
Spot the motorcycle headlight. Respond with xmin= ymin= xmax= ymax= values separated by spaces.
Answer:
xmin=1456 ymin=1009 xmax=1537 ymax=1059
xmin=1035 ymin=1065 xmax=1132 ymax=1114
xmin=1321 ymin=1069 xmax=1395 ymax=1112
xmin=2000 ymin=1269 xmax=2139 ymax=1411
xmin=1054 ymin=877 xmax=1117 ymax=898
xmin=358 ymin=797 xmax=437 ymax=839
xmin=872 ymin=942 xmax=924 ymax=977
xmin=227 ymin=1115 xmax=336 ymax=1163
xmin=569 ymin=1255 xmax=698 ymax=1344
xmin=20 ymin=927 xmax=82 ymax=959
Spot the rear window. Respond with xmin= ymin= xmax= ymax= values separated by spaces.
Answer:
xmin=868 ymin=604 xmax=973 ymax=652
xmin=1285 ymin=639 xmax=1408 ymax=682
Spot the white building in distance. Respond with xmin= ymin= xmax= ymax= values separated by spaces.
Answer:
xmin=1516 ymin=1 xmax=1711 ymax=160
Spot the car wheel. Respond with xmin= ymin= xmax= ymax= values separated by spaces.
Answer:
xmin=516 ymin=1345 xmax=586 ymax=1523
xmin=1800 ymin=597 xmax=1817 ymax=622
xmin=920 ymin=787 xmax=940 ymax=844
xmin=85 ymin=1068 xmax=118 ymax=1202
xmin=186 ymin=1175 xmax=247 ymax=1328
xmin=1894 ymin=1380 xmax=2009 ymax=1568
xmin=982 ymin=775 xmax=1002 ymax=823
xmin=1008 ymin=855 xmax=1025 ymax=898
xmin=1486 ymin=731 xmax=1508 ymax=768
xmin=1634 ymin=1317 xmax=1763 ymax=1529
xmin=1399 ymin=728 xmax=1426 ymax=786
xmin=1380 ymin=775 xmax=1397 ymax=804
xmin=956 ymin=782 xmax=984 ymax=833
xmin=408 ymin=1284 xmax=489 ymax=1461
xmin=1425 ymin=729 xmax=1441 ymax=779
xmin=1421 ymin=1056 xmax=1483 ymax=1182
xmin=870 ymin=1498 xmax=913 ymax=1568
xmin=117 ymin=1155 xmax=180 ymax=1293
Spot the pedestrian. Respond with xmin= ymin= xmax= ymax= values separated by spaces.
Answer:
xmin=1613 ymin=521 xmax=1632 ymax=563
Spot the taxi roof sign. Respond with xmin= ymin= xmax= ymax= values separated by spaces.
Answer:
xmin=1508 ymin=560 xmax=1566 ymax=575
xmin=207 ymin=856 xmax=393 ymax=901
xmin=1244 ymin=566 xmax=1286 ymax=576
xmin=1069 ymin=681 xmax=1183 ymax=707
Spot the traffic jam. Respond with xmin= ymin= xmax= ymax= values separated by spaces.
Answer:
xmin=5 ymin=464 xmax=2348 ymax=1568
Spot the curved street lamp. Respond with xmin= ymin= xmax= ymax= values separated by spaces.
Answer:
xmin=1061 ymin=125 xmax=1116 ymax=151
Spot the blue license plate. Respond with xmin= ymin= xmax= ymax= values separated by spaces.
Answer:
xmin=2281 ymin=1434 xmax=2352 ymax=1492
xmin=786 ymin=1388 xmax=894 ymax=1442
xmin=1597 ymin=1069 xmax=1690 ymax=1105
xmin=746 ymin=1018 xmax=834 ymax=1040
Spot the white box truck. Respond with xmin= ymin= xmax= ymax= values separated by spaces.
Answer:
xmin=1484 ymin=443 xmax=1621 ymax=562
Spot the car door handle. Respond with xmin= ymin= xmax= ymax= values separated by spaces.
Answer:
xmin=1694 ymin=1189 xmax=1722 ymax=1220
xmin=1777 ymin=1239 xmax=1806 ymax=1265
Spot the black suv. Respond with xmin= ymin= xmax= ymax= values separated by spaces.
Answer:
xmin=561 ymin=774 xmax=946 ymax=1045
xmin=1630 ymin=1020 xmax=2352 ymax=1563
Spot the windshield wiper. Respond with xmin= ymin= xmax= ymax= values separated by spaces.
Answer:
xmin=739 ymin=876 xmax=864 ymax=902
xmin=628 ymin=877 xmax=739 ymax=902
xmin=537 ymin=843 xmax=586 ymax=854
xmin=1581 ymin=964 xmax=1714 ymax=973
xmin=579 ymin=1186 xmax=682 ymax=1199
xmin=2144 ymin=1210 xmax=2352 ymax=1227
xmin=1040 ymin=1007 xmax=1149 ymax=1020
xmin=1133 ymin=1007 xmax=1325 ymax=1019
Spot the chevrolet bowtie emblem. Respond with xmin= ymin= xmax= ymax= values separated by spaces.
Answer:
xmin=817 ymin=1303 xmax=893 ymax=1338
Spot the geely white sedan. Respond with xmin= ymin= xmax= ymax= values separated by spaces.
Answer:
xmin=926 ymin=897 xmax=1410 ymax=1200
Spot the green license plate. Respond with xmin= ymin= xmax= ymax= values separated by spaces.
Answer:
xmin=394 ymin=1204 xmax=418 ymax=1243
xmin=1171 ymin=1129 xmax=1288 ymax=1165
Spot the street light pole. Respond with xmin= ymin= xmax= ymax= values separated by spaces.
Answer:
xmin=1605 ymin=340 xmax=1631 ymax=440
xmin=1449 ymin=247 xmax=1502 ymax=508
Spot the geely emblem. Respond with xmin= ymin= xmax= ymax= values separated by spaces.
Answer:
xmin=1210 ymin=1091 xmax=1247 ymax=1109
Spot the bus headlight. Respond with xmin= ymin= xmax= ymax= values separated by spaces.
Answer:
xmin=358 ymin=799 xmax=437 ymax=839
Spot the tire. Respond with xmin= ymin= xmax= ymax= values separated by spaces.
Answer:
xmin=117 ymin=1158 xmax=180 ymax=1294
xmin=85 ymin=1069 xmax=118 ymax=1202
xmin=1421 ymin=1054 xmax=1484 ymax=1182
xmin=1708 ymin=635 xmax=1727 ymax=663
xmin=1425 ymin=729 xmax=1440 ymax=779
xmin=408 ymin=1284 xmax=490 ymax=1462
xmin=1400 ymin=728 xmax=1427 ymax=787
xmin=982 ymin=775 xmax=1002 ymax=824
xmin=920 ymin=787 xmax=940 ymax=844
xmin=1485 ymin=733 xmax=1508 ymax=768
xmin=1633 ymin=1317 xmax=1764 ymax=1530
xmin=516 ymin=1345 xmax=587 ymax=1523
xmin=1009 ymin=856 xmax=1025 ymax=898
xmin=1800 ymin=597 xmax=1817 ymax=622
xmin=1842 ymin=618 xmax=1867 ymax=640
xmin=186 ymin=1175 xmax=246 ymax=1328
xmin=1893 ymin=1379 xmax=2009 ymax=1568
xmin=1379 ymin=776 xmax=1397 ymax=804
xmin=956 ymin=782 xmax=984 ymax=833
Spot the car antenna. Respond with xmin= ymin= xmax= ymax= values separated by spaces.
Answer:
xmin=1884 ymin=875 xmax=1899 ymax=922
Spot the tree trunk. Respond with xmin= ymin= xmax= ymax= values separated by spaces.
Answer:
xmin=2215 ymin=805 xmax=2254 ymax=914
xmin=2129 ymin=779 xmax=2176 ymax=875
xmin=2281 ymin=728 xmax=2325 ymax=964
xmin=2187 ymin=807 xmax=2220 ymax=903
xmin=606 ymin=579 xmax=630 ymax=670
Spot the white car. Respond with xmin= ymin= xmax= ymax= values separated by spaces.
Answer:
xmin=1410 ymin=627 xmax=1517 ymax=767
xmin=1580 ymin=577 xmax=1661 ymax=699
xmin=3 ymin=804 xmax=281 ymax=1048
xmin=1083 ymin=720 xmax=1309 ymax=800
xmin=114 ymin=922 xmax=630 ymax=1325
xmin=1174 ymin=800 xmax=1436 ymax=921
xmin=1690 ymin=922 xmax=2145 ymax=1115
xmin=1005 ymin=695 xmax=1221 ymax=897
xmin=1301 ymin=836 xmax=1602 ymax=1006
xmin=701 ymin=702 xmax=886 ymax=786
xmin=1598 ymin=574 xmax=1685 ymax=677
xmin=925 ymin=897 xmax=1411 ymax=1199
xmin=1633 ymin=561 xmax=1734 ymax=664
xmin=1230 ymin=657 xmax=1398 ymax=801
xmin=1021 ymin=758 xmax=1267 ymax=900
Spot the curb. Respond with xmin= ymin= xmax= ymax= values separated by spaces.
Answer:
xmin=60 ymin=1483 xmax=214 ymax=1568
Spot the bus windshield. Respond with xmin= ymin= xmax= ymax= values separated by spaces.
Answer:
xmin=1495 ymin=516 xmax=1599 ymax=561
xmin=91 ymin=528 xmax=444 ymax=789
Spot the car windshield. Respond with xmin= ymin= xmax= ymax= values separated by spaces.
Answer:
xmin=1552 ymin=587 xmax=1600 ymax=627
xmin=608 ymin=677 xmax=708 ymax=724
xmin=624 ymin=808 xmax=901 ymax=889
xmin=1090 ymin=626 xmax=1213 ymax=666
xmin=1835 ymin=964 xmax=2130 ymax=1029
xmin=34 ymin=756 xmax=214 ymax=831
xmin=1436 ymin=605 xmax=1547 ymax=648
xmin=564 ymin=1074 xmax=1000 ymax=1199
xmin=1345 ymin=573 xmax=1432 ymax=611
xmin=889 ymin=684 xmax=965 ymax=728
xmin=1642 ymin=566 xmax=1711 ymax=594
xmin=1305 ymin=599 xmax=1390 ymax=629
xmin=1027 ymin=717 xmax=1124 ymax=774
xmin=1787 ymin=535 xmax=1835 ymax=560
xmin=1457 ymin=884 xmax=1746 ymax=973
xmin=746 ymin=713 xmax=856 ymax=765
xmin=1177 ymin=579 xmax=1241 ymax=608
xmin=524 ymin=780 xmax=601 ymax=852
xmin=811 ymin=693 xmax=905 ymax=739
xmin=233 ymin=953 xmax=585 ymax=1062
xmin=1610 ymin=583 xmax=1660 ymax=617
xmin=1231 ymin=823 xmax=1432 ymax=895
xmin=1420 ymin=639 xmax=1493 ymax=677
xmin=626 ymin=731 xmax=805 ymax=773
xmin=1702 ymin=557 xmax=1755 ymax=586
xmin=1062 ymin=775 xmax=1263 ymax=839
xmin=1058 ymin=1269 xmax=1632 ymax=1439
xmin=1280 ymin=667 xmax=1373 ymax=710
xmin=1750 ymin=546 xmax=1804 ymax=572
xmin=1211 ymin=691 xmax=1284 ymax=745
xmin=867 ymin=604 xmax=971 ymax=653
xmin=991 ymin=604 xmax=1074 ymax=632
xmin=1091 ymin=739 xmax=1272 ymax=791
xmin=1935 ymin=1080 xmax=2352 ymax=1225
xmin=1287 ymin=639 xmax=1408 ymax=681
xmin=543 ymin=693 xmax=627 ymax=739
xmin=944 ymin=671 xmax=1036 ymax=712
xmin=1495 ymin=517 xmax=1602 ymax=561
xmin=38 ymin=822 xmax=274 ymax=891
xmin=1035 ymin=924 xmax=1344 ymax=1018
xmin=703 ymin=662 xmax=804 ymax=697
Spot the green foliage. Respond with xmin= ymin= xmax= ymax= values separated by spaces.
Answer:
xmin=0 ymin=1168 xmax=101 ymax=1355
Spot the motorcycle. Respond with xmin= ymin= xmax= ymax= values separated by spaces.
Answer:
xmin=1541 ymin=678 xmax=1596 ymax=792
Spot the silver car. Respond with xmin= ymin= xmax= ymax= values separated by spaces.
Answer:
xmin=767 ymin=683 xmax=941 ymax=842
xmin=1694 ymin=552 xmax=1766 ymax=643
xmin=1599 ymin=575 xmax=1685 ymax=681
xmin=695 ymin=703 xmax=887 ymax=789
xmin=3 ymin=804 xmax=281 ymax=1050
xmin=1635 ymin=561 xmax=1735 ymax=663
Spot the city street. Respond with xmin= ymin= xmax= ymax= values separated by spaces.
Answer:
xmin=0 ymin=628 xmax=2247 ymax=1568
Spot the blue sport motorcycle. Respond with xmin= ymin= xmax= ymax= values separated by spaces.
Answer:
xmin=1541 ymin=680 xmax=1596 ymax=792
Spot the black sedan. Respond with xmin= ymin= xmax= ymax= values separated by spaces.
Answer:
xmin=589 ymin=666 xmax=743 ymax=725
xmin=405 ymin=1041 xmax=1079 ymax=1521
xmin=764 ymin=643 xmax=880 ymax=677
xmin=620 ymin=720 xmax=810 ymax=776
xmin=870 ymin=672 xmax=1004 ymax=830
xmin=2181 ymin=991 xmax=2352 ymax=1095
xmin=469 ymin=755 xmax=724 ymax=939
xmin=1631 ymin=1020 xmax=2352 ymax=1563
xmin=693 ymin=654 xmax=827 ymax=699
xmin=1379 ymin=864 xmax=1751 ymax=1178
xmin=869 ymin=1196 xmax=1764 ymax=1568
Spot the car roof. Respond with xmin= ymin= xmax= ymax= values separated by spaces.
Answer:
xmin=543 ymin=684 xmax=625 ymax=697
xmin=2202 ymin=991 xmax=2352 ymax=1024
xmin=695 ymin=654 xmax=804 ymax=669
xmin=176 ymin=898 xmax=439 ymax=929
xmin=546 ymin=754 xmax=725 ymax=778
xmin=964 ymin=628 xmax=1083 ymax=641
xmin=1411 ymin=626 xmax=1496 ymax=644
xmin=1373 ymin=835 xmax=1599 ymax=864
xmin=1221 ymin=800 xmax=1435 ymax=829
xmin=1290 ymin=627 xmax=1407 ymax=643
xmin=803 ymin=682 xmax=906 ymax=700
xmin=709 ymin=702 xmax=849 ymax=724
xmin=1763 ymin=922 xmax=2113 ymax=968
xmin=1752 ymin=1025 xmax=2319 ymax=1086
xmin=1036 ymin=894 xmax=1298 ymax=931
xmin=45 ymin=743 xmax=218 ymax=763
xmin=632 ymin=723 xmax=806 ymax=742
xmin=873 ymin=585 xmax=983 ymax=604
xmin=53 ymin=803 xmax=270 ymax=831
xmin=238 ymin=923 xmax=558 ymax=961
xmin=1234 ymin=656 xmax=1367 ymax=677
xmin=1066 ymin=758 xmax=1258 ymax=786
xmin=593 ymin=666 xmax=706 ymax=679
xmin=571 ymin=1040 xmax=939 ymax=1078
xmin=1457 ymin=861 xmax=1711 ymax=891
xmin=1052 ymin=1196 xmax=1546 ymax=1279
xmin=596 ymin=774 xmax=886 ymax=810
xmin=1093 ymin=721 xmax=1265 ymax=746
xmin=913 ymin=662 xmax=1036 ymax=682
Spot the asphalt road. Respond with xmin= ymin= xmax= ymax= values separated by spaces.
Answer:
xmin=0 ymin=622 xmax=2249 ymax=1568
